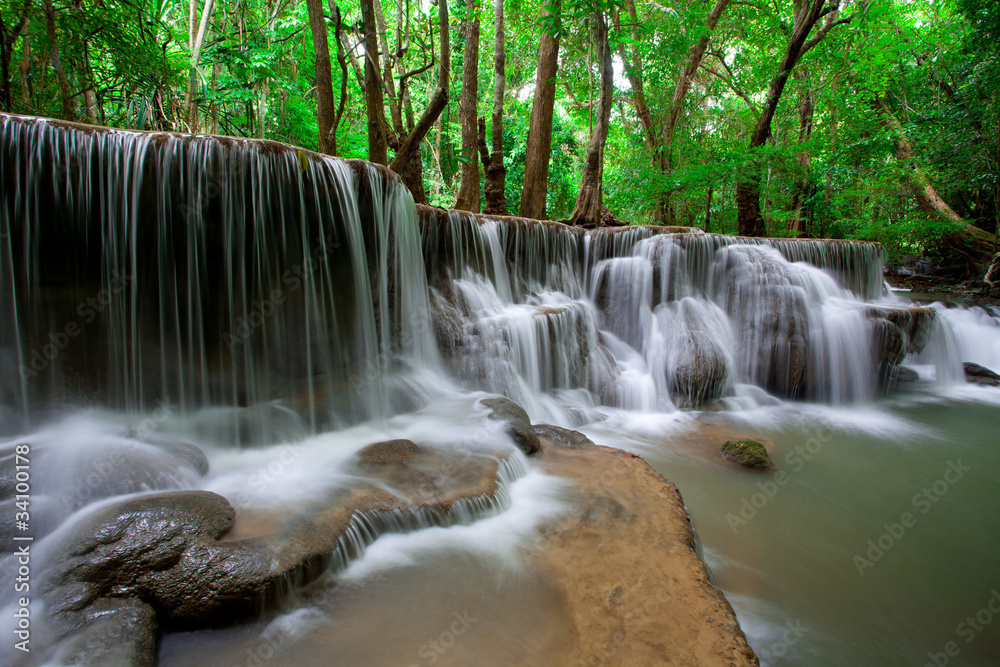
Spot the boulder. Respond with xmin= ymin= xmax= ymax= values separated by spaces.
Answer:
xmin=480 ymin=397 xmax=540 ymax=455
xmin=0 ymin=437 xmax=209 ymax=549
xmin=864 ymin=305 xmax=937 ymax=381
xmin=358 ymin=439 xmax=420 ymax=466
xmin=50 ymin=598 xmax=158 ymax=667
xmin=714 ymin=246 xmax=813 ymax=398
xmin=720 ymin=438 xmax=772 ymax=469
xmin=963 ymin=362 xmax=1000 ymax=387
xmin=891 ymin=366 xmax=920 ymax=383
xmin=42 ymin=491 xmax=238 ymax=627
xmin=0 ymin=438 xmax=208 ymax=507
xmin=534 ymin=424 xmax=596 ymax=450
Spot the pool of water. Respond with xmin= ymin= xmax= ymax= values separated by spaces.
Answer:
xmin=584 ymin=386 xmax=1000 ymax=666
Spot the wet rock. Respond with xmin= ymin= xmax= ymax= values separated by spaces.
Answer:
xmin=0 ymin=437 xmax=209 ymax=507
xmin=52 ymin=598 xmax=158 ymax=667
xmin=1 ymin=437 xmax=210 ymax=551
xmin=480 ymin=397 xmax=540 ymax=455
xmin=43 ymin=491 xmax=236 ymax=624
xmin=870 ymin=305 xmax=936 ymax=355
xmin=870 ymin=318 xmax=906 ymax=368
xmin=720 ymin=438 xmax=772 ymax=469
xmin=36 ymin=440 xmax=514 ymax=667
xmin=534 ymin=424 xmax=596 ymax=450
xmin=663 ymin=298 xmax=731 ymax=408
xmin=891 ymin=366 xmax=920 ymax=383
xmin=358 ymin=439 xmax=420 ymax=466
xmin=963 ymin=362 xmax=1000 ymax=387
xmin=715 ymin=247 xmax=813 ymax=397
xmin=429 ymin=289 xmax=465 ymax=354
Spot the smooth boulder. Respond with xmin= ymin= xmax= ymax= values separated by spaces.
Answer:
xmin=963 ymin=362 xmax=1000 ymax=387
xmin=720 ymin=438 xmax=773 ymax=469
xmin=480 ymin=397 xmax=540 ymax=455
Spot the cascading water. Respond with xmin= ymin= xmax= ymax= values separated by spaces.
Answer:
xmin=0 ymin=114 xmax=437 ymax=443
xmin=2 ymin=114 xmax=999 ymax=667
xmin=425 ymin=207 xmax=925 ymax=415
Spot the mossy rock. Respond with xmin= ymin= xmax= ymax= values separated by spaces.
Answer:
xmin=720 ymin=439 xmax=772 ymax=469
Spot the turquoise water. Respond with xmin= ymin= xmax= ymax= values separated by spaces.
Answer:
xmin=585 ymin=387 xmax=1000 ymax=666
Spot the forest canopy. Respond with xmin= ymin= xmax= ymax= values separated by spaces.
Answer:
xmin=1 ymin=0 xmax=996 ymax=264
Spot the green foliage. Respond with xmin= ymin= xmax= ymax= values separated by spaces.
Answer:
xmin=0 ymin=0 xmax=994 ymax=260
xmin=847 ymin=215 xmax=963 ymax=265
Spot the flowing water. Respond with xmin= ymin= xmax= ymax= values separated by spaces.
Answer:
xmin=1 ymin=114 xmax=999 ymax=665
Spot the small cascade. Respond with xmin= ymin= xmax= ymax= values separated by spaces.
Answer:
xmin=928 ymin=302 xmax=1000 ymax=374
xmin=328 ymin=455 xmax=526 ymax=572
xmin=426 ymin=209 xmax=900 ymax=411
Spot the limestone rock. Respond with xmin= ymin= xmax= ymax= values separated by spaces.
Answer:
xmin=534 ymin=424 xmax=596 ymax=449
xmin=0 ymin=437 xmax=209 ymax=551
xmin=51 ymin=598 xmax=158 ymax=667
xmin=963 ymin=362 xmax=1000 ymax=387
xmin=481 ymin=397 xmax=540 ymax=455
xmin=720 ymin=439 xmax=772 ymax=469
xmin=358 ymin=439 xmax=420 ymax=466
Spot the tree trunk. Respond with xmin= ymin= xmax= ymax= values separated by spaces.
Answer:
xmin=618 ymin=0 xmax=729 ymax=222
xmin=360 ymin=0 xmax=388 ymax=164
xmin=481 ymin=0 xmax=508 ymax=215
xmin=874 ymin=95 xmax=966 ymax=224
xmin=788 ymin=73 xmax=814 ymax=235
xmin=736 ymin=0 xmax=847 ymax=236
xmin=518 ymin=0 xmax=560 ymax=220
xmin=1 ymin=2 xmax=32 ymax=112
xmin=454 ymin=1 xmax=481 ymax=212
xmin=306 ymin=0 xmax=336 ymax=154
xmin=43 ymin=0 xmax=74 ymax=121
xmin=704 ymin=185 xmax=713 ymax=233
xmin=387 ymin=0 xmax=449 ymax=181
xmin=569 ymin=12 xmax=612 ymax=228
xmin=331 ymin=4 xmax=349 ymax=156
xmin=660 ymin=0 xmax=730 ymax=219
xmin=184 ymin=0 xmax=215 ymax=132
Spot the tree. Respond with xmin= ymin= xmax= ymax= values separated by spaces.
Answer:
xmin=479 ymin=0 xmax=509 ymax=215
xmin=184 ymin=0 xmax=216 ymax=132
xmin=306 ymin=0 xmax=337 ymax=154
xmin=619 ymin=0 xmax=731 ymax=222
xmin=569 ymin=10 xmax=612 ymax=227
xmin=42 ymin=0 xmax=73 ymax=121
xmin=736 ymin=0 xmax=861 ymax=237
xmin=519 ymin=0 xmax=561 ymax=220
xmin=455 ymin=0 xmax=482 ymax=212
xmin=0 ymin=0 xmax=32 ymax=112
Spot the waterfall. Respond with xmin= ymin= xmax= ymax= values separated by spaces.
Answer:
xmin=1 ymin=114 xmax=437 ymax=442
xmin=0 ymin=114 xmax=985 ymax=436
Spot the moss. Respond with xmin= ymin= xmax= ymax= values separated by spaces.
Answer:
xmin=720 ymin=438 xmax=772 ymax=469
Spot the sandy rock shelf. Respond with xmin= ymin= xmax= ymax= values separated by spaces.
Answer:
xmin=527 ymin=425 xmax=759 ymax=667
